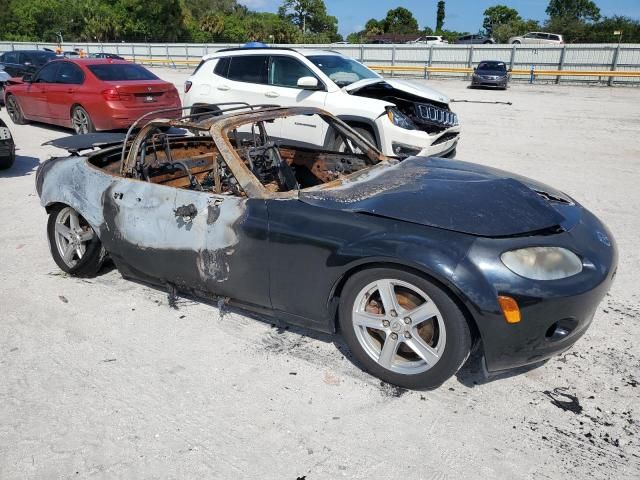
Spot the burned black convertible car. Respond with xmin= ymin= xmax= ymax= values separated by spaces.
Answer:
xmin=36 ymin=106 xmax=617 ymax=389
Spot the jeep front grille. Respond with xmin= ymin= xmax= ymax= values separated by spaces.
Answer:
xmin=415 ymin=104 xmax=459 ymax=128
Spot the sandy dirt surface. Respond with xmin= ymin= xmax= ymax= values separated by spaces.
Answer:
xmin=1 ymin=70 xmax=639 ymax=479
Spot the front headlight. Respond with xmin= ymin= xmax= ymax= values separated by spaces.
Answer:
xmin=501 ymin=247 xmax=583 ymax=280
xmin=387 ymin=107 xmax=416 ymax=130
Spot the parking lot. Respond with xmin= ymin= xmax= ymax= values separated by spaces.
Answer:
xmin=1 ymin=69 xmax=639 ymax=479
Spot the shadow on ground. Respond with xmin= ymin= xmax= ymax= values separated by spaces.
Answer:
xmin=456 ymin=348 xmax=548 ymax=388
xmin=0 ymin=155 xmax=40 ymax=177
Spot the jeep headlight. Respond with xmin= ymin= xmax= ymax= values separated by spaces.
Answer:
xmin=501 ymin=247 xmax=583 ymax=280
xmin=387 ymin=107 xmax=416 ymax=130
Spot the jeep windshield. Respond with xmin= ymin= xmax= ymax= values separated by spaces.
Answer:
xmin=307 ymin=55 xmax=379 ymax=87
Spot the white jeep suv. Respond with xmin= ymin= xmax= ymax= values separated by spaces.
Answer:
xmin=184 ymin=48 xmax=460 ymax=158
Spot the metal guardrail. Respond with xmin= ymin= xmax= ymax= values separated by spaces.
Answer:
xmin=2 ymin=41 xmax=640 ymax=85
xmin=123 ymin=56 xmax=640 ymax=79
xmin=368 ymin=65 xmax=640 ymax=77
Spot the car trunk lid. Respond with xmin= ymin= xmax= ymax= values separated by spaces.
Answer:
xmin=104 ymin=81 xmax=177 ymax=106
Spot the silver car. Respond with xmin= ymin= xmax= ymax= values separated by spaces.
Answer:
xmin=455 ymin=34 xmax=495 ymax=45
xmin=508 ymin=32 xmax=564 ymax=45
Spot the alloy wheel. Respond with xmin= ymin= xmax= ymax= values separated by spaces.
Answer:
xmin=53 ymin=207 xmax=95 ymax=268
xmin=351 ymin=278 xmax=446 ymax=375
xmin=6 ymin=96 xmax=20 ymax=123
xmin=72 ymin=108 xmax=90 ymax=134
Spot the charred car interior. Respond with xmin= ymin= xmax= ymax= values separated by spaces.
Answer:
xmin=88 ymin=105 xmax=385 ymax=197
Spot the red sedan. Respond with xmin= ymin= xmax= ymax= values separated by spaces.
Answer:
xmin=4 ymin=59 xmax=181 ymax=134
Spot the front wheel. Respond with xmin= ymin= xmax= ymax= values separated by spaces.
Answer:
xmin=71 ymin=106 xmax=95 ymax=135
xmin=332 ymin=126 xmax=377 ymax=153
xmin=511 ymin=40 xmax=521 ymax=45
xmin=47 ymin=205 xmax=105 ymax=277
xmin=339 ymin=268 xmax=472 ymax=389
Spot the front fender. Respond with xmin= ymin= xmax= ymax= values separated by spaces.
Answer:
xmin=326 ymin=227 xmax=478 ymax=327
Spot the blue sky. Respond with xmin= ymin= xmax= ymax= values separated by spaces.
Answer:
xmin=239 ymin=0 xmax=640 ymax=36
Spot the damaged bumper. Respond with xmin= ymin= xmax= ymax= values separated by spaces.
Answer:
xmin=378 ymin=118 xmax=461 ymax=158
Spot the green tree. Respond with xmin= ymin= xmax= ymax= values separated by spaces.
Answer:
xmin=278 ymin=0 xmax=337 ymax=38
xmin=200 ymin=13 xmax=225 ymax=37
xmin=364 ymin=18 xmax=384 ymax=35
xmin=383 ymin=7 xmax=419 ymax=34
xmin=546 ymin=0 xmax=601 ymax=22
xmin=436 ymin=1 xmax=445 ymax=32
xmin=183 ymin=0 xmax=238 ymax=18
xmin=493 ymin=18 xmax=540 ymax=43
xmin=483 ymin=5 xmax=521 ymax=34
xmin=587 ymin=15 xmax=640 ymax=43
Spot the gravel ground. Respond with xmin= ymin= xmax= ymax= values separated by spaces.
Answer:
xmin=1 ymin=70 xmax=639 ymax=479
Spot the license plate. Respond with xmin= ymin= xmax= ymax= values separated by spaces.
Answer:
xmin=144 ymin=95 xmax=155 ymax=103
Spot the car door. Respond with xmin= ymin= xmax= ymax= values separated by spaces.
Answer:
xmin=522 ymin=33 xmax=537 ymax=44
xmin=215 ymin=55 xmax=281 ymax=137
xmin=47 ymin=62 xmax=85 ymax=124
xmin=265 ymin=55 xmax=328 ymax=146
xmin=21 ymin=62 xmax=59 ymax=120
xmin=217 ymin=55 xmax=270 ymax=107
xmin=104 ymin=168 xmax=271 ymax=308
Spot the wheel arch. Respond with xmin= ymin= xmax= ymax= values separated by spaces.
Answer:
xmin=328 ymin=260 xmax=482 ymax=347
xmin=5 ymin=93 xmax=26 ymax=119
xmin=189 ymin=102 xmax=222 ymax=116
xmin=331 ymin=115 xmax=381 ymax=149
xmin=43 ymin=200 xmax=103 ymax=242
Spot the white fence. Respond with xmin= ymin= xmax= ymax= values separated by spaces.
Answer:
xmin=2 ymin=41 xmax=639 ymax=84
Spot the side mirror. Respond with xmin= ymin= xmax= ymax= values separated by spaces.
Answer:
xmin=297 ymin=76 xmax=320 ymax=90
xmin=22 ymin=73 xmax=33 ymax=83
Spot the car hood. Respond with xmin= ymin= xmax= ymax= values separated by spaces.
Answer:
xmin=344 ymin=78 xmax=450 ymax=104
xmin=299 ymin=157 xmax=573 ymax=237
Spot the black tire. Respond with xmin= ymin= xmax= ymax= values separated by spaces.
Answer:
xmin=71 ymin=105 xmax=95 ymax=135
xmin=339 ymin=267 xmax=472 ymax=389
xmin=5 ymin=94 xmax=27 ymax=125
xmin=0 ymin=120 xmax=16 ymax=170
xmin=0 ymin=150 xmax=15 ymax=170
xmin=512 ymin=40 xmax=521 ymax=45
xmin=47 ymin=204 xmax=106 ymax=277
xmin=332 ymin=126 xmax=377 ymax=152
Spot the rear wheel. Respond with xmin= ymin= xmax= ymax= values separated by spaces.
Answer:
xmin=512 ymin=40 xmax=521 ymax=45
xmin=339 ymin=268 xmax=472 ymax=389
xmin=71 ymin=106 xmax=95 ymax=135
xmin=5 ymin=95 xmax=27 ymax=125
xmin=191 ymin=104 xmax=221 ymax=136
xmin=47 ymin=205 xmax=105 ymax=277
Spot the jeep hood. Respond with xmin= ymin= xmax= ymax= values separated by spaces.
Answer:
xmin=299 ymin=157 xmax=572 ymax=237
xmin=344 ymin=78 xmax=450 ymax=105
